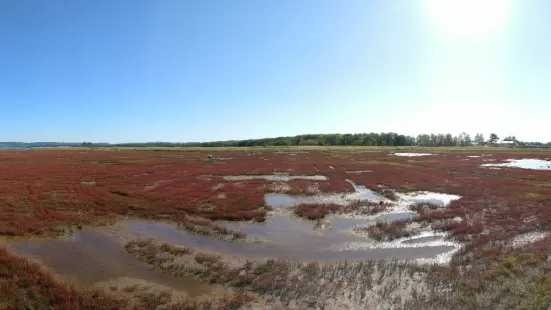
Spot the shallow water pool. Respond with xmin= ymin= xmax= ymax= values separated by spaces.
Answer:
xmin=375 ymin=212 xmax=418 ymax=222
xmin=481 ymin=158 xmax=551 ymax=170
xmin=7 ymin=229 xmax=209 ymax=296
xmin=129 ymin=218 xmax=455 ymax=262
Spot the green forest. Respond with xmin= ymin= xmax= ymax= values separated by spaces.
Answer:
xmin=114 ymin=133 xmax=549 ymax=148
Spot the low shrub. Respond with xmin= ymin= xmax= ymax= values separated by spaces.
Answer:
xmin=294 ymin=203 xmax=342 ymax=220
xmin=357 ymin=220 xmax=414 ymax=241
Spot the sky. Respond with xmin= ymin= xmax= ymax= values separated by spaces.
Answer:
xmin=1 ymin=0 xmax=550 ymax=143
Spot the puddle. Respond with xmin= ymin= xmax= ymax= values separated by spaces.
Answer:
xmin=265 ymin=178 xmax=460 ymax=209
xmin=128 ymin=217 xmax=371 ymax=261
xmin=330 ymin=217 xmax=374 ymax=231
xmin=265 ymin=182 xmax=384 ymax=207
xmin=334 ymin=232 xmax=459 ymax=264
xmin=264 ymin=191 xmax=382 ymax=207
xmin=221 ymin=174 xmax=328 ymax=181
xmin=6 ymin=230 xmax=210 ymax=296
xmin=375 ymin=212 xmax=417 ymax=222
xmin=265 ymin=183 xmax=460 ymax=222
xmin=393 ymin=153 xmax=433 ymax=157
xmin=255 ymin=185 xmax=461 ymax=263
xmin=265 ymin=194 xmax=301 ymax=206
xmin=396 ymin=191 xmax=461 ymax=207
xmin=481 ymin=158 xmax=551 ymax=170
xmin=127 ymin=219 xmax=453 ymax=262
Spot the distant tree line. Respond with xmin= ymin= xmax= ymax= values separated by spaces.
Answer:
xmin=1 ymin=133 xmax=550 ymax=149
xmin=112 ymin=132 xmax=549 ymax=148
xmin=194 ymin=133 xmax=416 ymax=147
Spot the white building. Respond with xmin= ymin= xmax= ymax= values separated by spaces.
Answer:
xmin=500 ymin=140 xmax=518 ymax=147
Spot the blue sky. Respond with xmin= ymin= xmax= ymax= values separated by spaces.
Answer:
xmin=1 ymin=0 xmax=550 ymax=143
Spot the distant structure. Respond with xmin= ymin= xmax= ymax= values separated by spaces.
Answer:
xmin=500 ymin=139 xmax=518 ymax=147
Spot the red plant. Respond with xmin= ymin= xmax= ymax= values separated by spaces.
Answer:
xmin=357 ymin=220 xmax=414 ymax=241
xmin=0 ymin=149 xmax=550 ymax=265
xmin=294 ymin=203 xmax=342 ymax=220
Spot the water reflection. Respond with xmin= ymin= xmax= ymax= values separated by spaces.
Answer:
xmin=129 ymin=219 xmax=455 ymax=262
xmin=481 ymin=158 xmax=551 ymax=170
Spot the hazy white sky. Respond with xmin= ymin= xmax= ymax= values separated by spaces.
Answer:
xmin=1 ymin=0 xmax=550 ymax=143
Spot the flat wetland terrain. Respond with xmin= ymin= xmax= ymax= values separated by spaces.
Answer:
xmin=1 ymin=147 xmax=551 ymax=309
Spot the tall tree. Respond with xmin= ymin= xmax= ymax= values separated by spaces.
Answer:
xmin=489 ymin=133 xmax=500 ymax=144
xmin=417 ymin=134 xmax=430 ymax=146
xmin=455 ymin=132 xmax=472 ymax=146
xmin=463 ymin=133 xmax=472 ymax=146
xmin=456 ymin=133 xmax=465 ymax=146
xmin=474 ymin=133 xmax=485 ymax=145
xmin=444 ymin=134 xmax=455 ymax=146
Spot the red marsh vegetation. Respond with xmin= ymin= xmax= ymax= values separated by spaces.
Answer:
xmin=1 ymin=150 xmax=550 ymax=247
xmin=1 ymin=149 xmax=551 ymax=307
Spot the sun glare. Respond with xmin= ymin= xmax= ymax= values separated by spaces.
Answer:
xmin=425 ymin=0 xmax=511 ymax=39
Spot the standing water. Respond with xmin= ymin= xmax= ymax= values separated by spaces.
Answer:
xmin=129 ymin=219 xmax=455 ymax=261
xmin=481 ymin=158 xmax=551 ymax=170
xmin=7 ymin=229 xmax=210 ymax=296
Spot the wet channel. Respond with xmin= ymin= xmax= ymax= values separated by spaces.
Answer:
xmin=127 ymin=217 xmax=455 ymax=262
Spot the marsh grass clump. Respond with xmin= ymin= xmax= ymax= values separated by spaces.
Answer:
xmin=371 ymin=185 xmax=398 ymax=201
xmin=344 ymin=200 xmax=392 ymax=215
xmin=294 ymin=201 xmax=392 ymax=220
xmin=137 ymin=290 xmax=172 ymax=308
xmin=160 ymin=242 xmax=194 ymax=256
xmin=356 ymin=220 xmax=416 ymax=241
xmin=125 ymin=239 xmax=168 ymax=265
xmin=177 ymin=216 xmax=247 ymax=241
xmin=124 ymin=238 xmax=430 ymax=309
xmin=405 ymin=251 xmax=551 ymax=310
xmin=409 ymin=202 xmax=441 ymax=213
xmin=293 ymin=203 xmax=342 ymax=220
xmin=194 ymin=253 xmax=220 ymax=265
xmin=381 ymin=189 xmax=398 ymax=201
